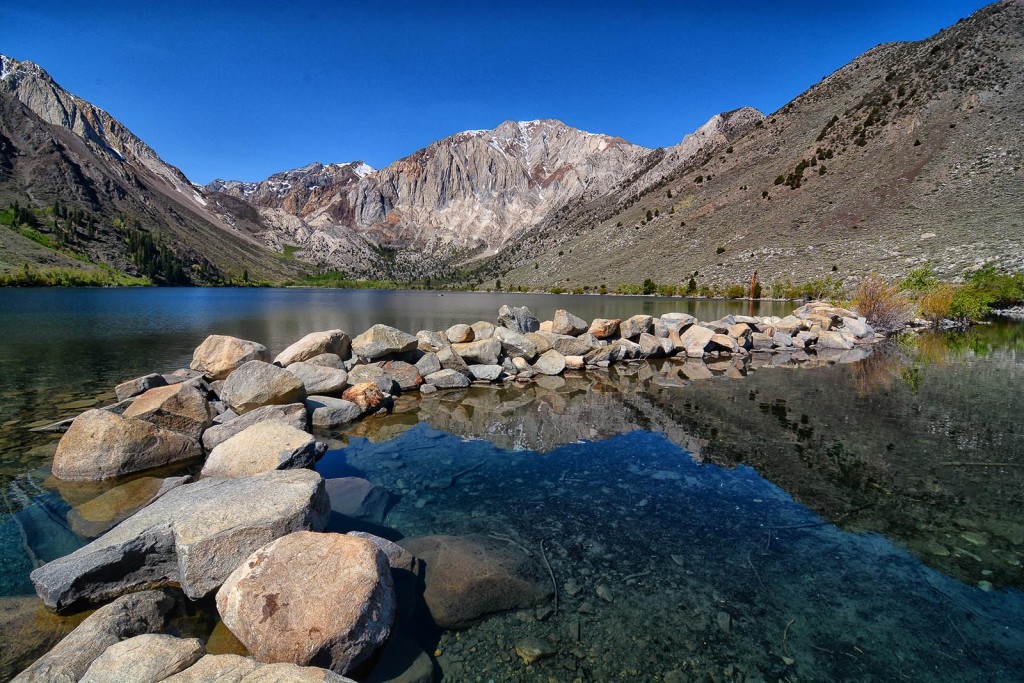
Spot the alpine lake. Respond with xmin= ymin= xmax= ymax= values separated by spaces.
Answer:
xmin=0 ymin=288 xmax=1021 ymax=682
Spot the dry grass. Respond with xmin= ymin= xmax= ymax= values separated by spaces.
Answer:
xmin=918 ymin=284 xmax=957 ymax=325
xmin=853 ymin=274 xmax=915 ymax=331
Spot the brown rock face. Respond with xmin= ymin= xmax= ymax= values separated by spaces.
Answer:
xmin=52 ymin=410 xmax=201 ymax=482
xmin=342 ymin=383 xmax=387 ymax=413
xmin=400 ymin=534 xmax=552 ymax=629
xmin=122 ymin=383 xmax=214 ymax=440
xmin=190 ymin=336 xmax=271 ymax=380
xmin=587 ymin=318 xmax=620 ymax=339
xmin=216 ymin=531 xmax=395 ymax=675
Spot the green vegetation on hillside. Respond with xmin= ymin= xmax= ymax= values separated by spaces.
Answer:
xmin=289 ymin=270 xmax=403 ymax=290
xmin=0 ymin=264 xmax=150 ymax=287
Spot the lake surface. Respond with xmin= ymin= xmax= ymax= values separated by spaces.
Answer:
xmin=0 ymin=288 xmax=1022 ymax=681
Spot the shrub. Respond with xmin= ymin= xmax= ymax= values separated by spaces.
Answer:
xmin=686 ymin=276 xmax=697 ymax=294
xmin=642 ymin=278 xmax=657 ymax=295
xmin=901 ymin=264 xmax=937 ymax=292
xmin=716 ymin=246 xmax=726 ymax=254
xmin=919 ymin=284 xmax=955 ymax=325
xmin=725 ymin=283 xmax=747 ymax=298
xmin=853 ymin=274 xmax=914 ymax=330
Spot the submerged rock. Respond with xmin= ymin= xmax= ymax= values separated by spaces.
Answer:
xmin=400 ymin=534 xmax=551 ymax=629
xmin=12 ymin=590 xmax=174 ymax=683
xmin=191 ymin=335 xmax=271 ymax=380
xmin=201 ymin=421 xmax=326 ymax=478
xmin=217 ymin=531 xmax=394 ymax=675
xmin=275 ymin=330 xmax=351 ymax=367
xmin=164 ymin=655 xmax=358 ymax=683
xmin=326 ymin=477 xmax=391 ymax=525
xmin=80 ymin=634 xmax=204 ymax=683
xmin=31 ymin=469 xmax=329 ymax=610
xmin=52 ymin=410 xmax=201 ymax=482
xmin=221 ymin=361 xmax=307 ymax=415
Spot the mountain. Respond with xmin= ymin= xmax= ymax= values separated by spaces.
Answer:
xmin=0 ymin=54 xmax=304 ymax=284
xmin=205 ymin=120 xmax=655 ymax=279
xmin=485 ymin=0 xmax=1024 ymax=292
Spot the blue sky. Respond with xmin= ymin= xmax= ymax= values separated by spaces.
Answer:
xmin=1 ymin=1 xmax=992 ymax=184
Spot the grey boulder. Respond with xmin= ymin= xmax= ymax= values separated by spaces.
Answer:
xmin=285 ymin=362 xmax=349 ymax=395
xmin=80 ymin=634 xmax=204 ymax=683
xmin=190 ymin=335 xmax=271 ymax=380
xmin=551 ymin=309 xmax=589 ymax=336
xmin=201 ymin=421 xmax=326 ymax=478
xmin=306 ymin=396 xmax=363 ymax=429
xmin=496 ymin=305 xmax=540 ymax=334
xmin=274 ymin=330 xmax=351 ymax=367
xmin=351 ymin=325 xmax=417 ymax=360
xmin=202 ymin=403 xmax=308 ymax=451
xmin=220 ymin=361 xmax=307 ymax=415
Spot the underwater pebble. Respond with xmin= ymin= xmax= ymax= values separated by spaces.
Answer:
xmin=596 ymin=585 xmax=614 ymax=603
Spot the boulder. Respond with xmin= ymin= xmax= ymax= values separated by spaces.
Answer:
xmin=347 ymin=532 xmax=416 ymax=573
xmin=306 ymin=396 xmax=363 ymax=429
xmin=497 ymin=305 xmax=540 ymax=334
xmin=342 ymin=383 xmax=388 ymax=413
xmin=275 ymin=330 xmax=351 ymax=367
xmin=445 ymin=324 xmax=474 ymax=344
xmin=638 ymin=333 xmax=665 ymax=357
xmin=414 ymin=330 xmax=447 ymax=353
xmin=216 ymin=531 xmax=394 ymax=675
xmin=613 ymin=338 xmax=642 ymax=360
xmin=201 ymin=421 xmax=326 ymax=478
xmin=772 ymin=331 xmax=793 ymax=348
xmin=817 ymin=330 xmax=856 ymax=350
xmin=587 ymin=318 xmax=620 ymax=339
xmin=326 ymin=478 xmax=390 ymax=525
xmin=709 ymin=334 xmax=739 ymax=353
xmin=551 ymin=309 xmax=588 ymax=336
xmin=727 ymin=323 xmax=752 ymax=339
xmin=380 ymin=361 xmax=423 ymax=392
xmin=470 ymin=321 xmax=496 ymax=339
xmin=424 ymin=369 xmax=470 ymax=389
xmin=285 ymin=362 xmax=348 ymax=395
xmin=542 ymin=332 xmax=596 ymax=357
xmin=114 ymin=374 xmax=167 ymax=402
xmin=678 ymin=325 xmax=715 ymax=358
xmin=202 ymin=403 xmax=308 ymax=451
xmin=511 ymin=357 xmax=530 ymax=373
xmin=30 ymin=469 xmax=329 ymax=610
xmin=191 ymin=336 xmax=271 ymax=380
xmin=661 ymin=312 xmax=696 ymax=327
xmin=468 ymin=364 xmax=503 ymax=381
xmin=564 ymin=355 xmax=585 ymax=371
xmin=220 ymin=361 xmax=306 ymax=415
xmin=10 ymin=590 xmax=173 ymax=683
xmin=122 ymin=383 xmax=214 ymax=441
xmin=400 ymin=534 xmax=551 ymax=629
xmin=165 ymin=655 xmax=356 ymax=683
xmin=414 ymin=352 xmax=441 ymax=377
xmin=524 ymin=332 xmax=552 ymax=355
xmin=348 ymin=365 xmax=397 ymax=394
xmin=364 ymin=633 xmax=435 ymax=683
xmin=352 ymin=325 xmax=417 ymax=360
xmin=67 ymin=477 xmax=165 ymax=538
xmin=451 ymin=339 xmax=502 ymax=366
xmin=52 ymin=410 xmax=201 ymax=482
xmin=492 ymin=327 xmax=538 ymax=360
xmin=435 ymin=346 xmax=470 ymax=376
xmin=750 ymin=332 xmax=775 ymax=350
xmin=842 ymin=316 xmax=874 ymax=338
xmin=619 ymin=315 xmax=653 ymax=340
xmin=306 ymin=353 xmax=346 ymax=369
xmin=80 ymin=634 xmax=203 ymax=683
xmin=532 ymin=349 xmax=566 ymax=376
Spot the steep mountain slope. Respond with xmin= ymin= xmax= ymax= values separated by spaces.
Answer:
xmin=490 ymin=0 xmax=1024 ymax=292
xmin=206 ymin=120 xmax=653 ymax=279
xmin=0 ymin=54 xmax=304 ymax=283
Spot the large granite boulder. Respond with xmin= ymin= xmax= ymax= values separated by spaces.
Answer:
xmin=436 ymin=346 xmax=470 ymax=376
xmin=351 ymin=325 xmax=417 ymax=360
xmin=306 ymin=396 xmax=362 ymax=429
xmin=679 ymin=325 xmax=715 ymax=357
xmin=619 ymin=314 xmax=653 ymax=340
xmin=415 ymin=330 xmax=447 ymax=353
xmin=400 ymin=534 xmax=551 ymax=629
xmin=202 ymin=403 xmax=308 ymax=451
xmin=191 ymin=335 xmax=271 ymax=380
xmin=423 ymin=369 xmax=470 ymax=389
xmin=164 ymin=656 xmax=357 ymax=683
xmin=52 ymin=410 xmax=201 ymax=482
xmin=532 ymin=349 xmax=566 ymax=376
xmin=122 ymin=383 xmax=214 ymax=441
xmin=451 ymin=339 xmax=502 ymax=366
xmin=587 ymin=318 xmax=620 ymax=339
xmin=217 ymin=532 xmax=395 ymax=675
xmin=80 ymin=634 xmax=204 ymax=683
xmin=539 ymin=332 xmax=595 ymax=357
xmin=201 ymin=421 xmax=326 ymax=478
xmin=445 ymin=324 xmax=474 ymax=344
xmin=30 ymin=470 xmax=329 ymax=610
xmin=492 ymin=327 xmax=538 ymax=360
xmin=11 ymin=590 xmax=174 ymax=683
xmin=274 ymin=330 xmax=351 ymax=367
xmin=496 ymin=305 xmax=539 ymax=334
xmin=221 ymin=361 xmax=306 ymax=415
xmin=284 ymin=362 xmax=348 ymax=395
xmin=114 ymin=373 xmax=167 ymax=402
xmin=380 ymin=361 xmax=423 ymax=392
xmin=817 ymin=330 xmax=856 ymax=350
xmin=348 ymin=365 xmax=397 ymax=395
xmin=551 ymin=309 xmax=588 ymax=336
xmin=414 ymin=352 xmax=441 ymax=377
xmin=326 ymin=478 xmax=390 ymax=525
xmin=842 ymin=316 xmax=874 ymax=338
xmin=467 ymin=364 xmax=503 ymax=381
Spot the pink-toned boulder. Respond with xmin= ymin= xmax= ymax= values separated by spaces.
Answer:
xmin=190 ymin=335 xmax=271 ymax=380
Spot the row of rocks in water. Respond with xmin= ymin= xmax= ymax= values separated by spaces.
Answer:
xmin=19 ymin=301 xmax=878 ymax=680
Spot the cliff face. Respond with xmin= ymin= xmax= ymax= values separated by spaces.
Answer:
xmin=0 ymin=54 xmax=304 ymax=283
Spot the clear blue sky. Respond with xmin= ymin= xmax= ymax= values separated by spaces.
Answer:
xmin=1 ymin=0 xmax=992 ymax=184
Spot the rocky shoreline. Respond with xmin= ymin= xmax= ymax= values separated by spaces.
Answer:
xmin=14 ymin=301 xmax=882 ymax=681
